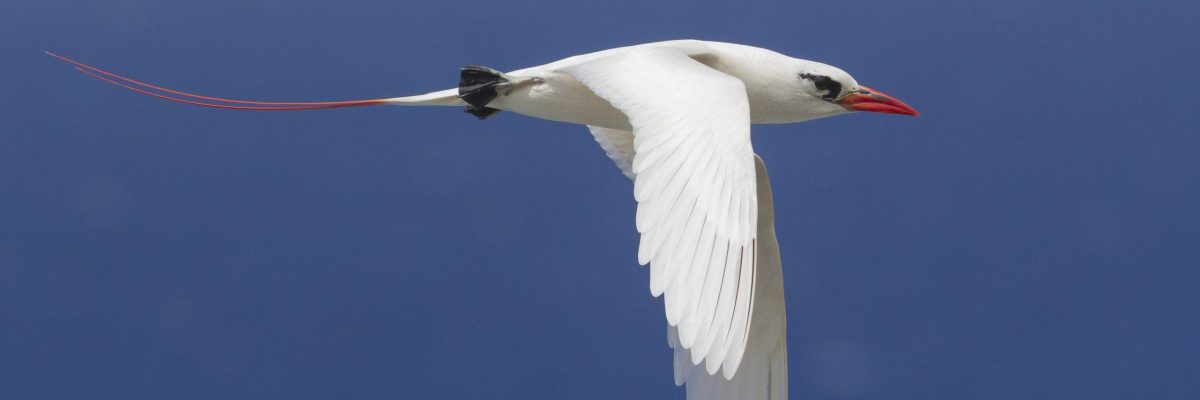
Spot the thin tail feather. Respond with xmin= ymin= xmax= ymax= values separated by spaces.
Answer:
xmin=46 ymin=51 xmax=458 ymax=110
xmin=70 ymin=66 xmax=385 ymax=111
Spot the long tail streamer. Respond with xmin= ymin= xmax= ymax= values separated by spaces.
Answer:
xmin=46 ymin=51 xmax=391 ymax=111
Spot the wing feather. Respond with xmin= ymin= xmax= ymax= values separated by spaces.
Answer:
xmin=587 ymin=126 xmax=636 ymax=179
xmin=669 ymin=155 xmax=789 ymax=400
xmin=570 ymin=47 xmax=775 ymax=398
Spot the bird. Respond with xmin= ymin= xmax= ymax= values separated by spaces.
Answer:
xmin=48 ymin=39 xmax=917 ymax=400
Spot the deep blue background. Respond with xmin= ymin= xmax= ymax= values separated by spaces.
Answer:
xmin=3 ymin=1 xmax=1198 ymax=399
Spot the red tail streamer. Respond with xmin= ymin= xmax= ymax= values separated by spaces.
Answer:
xmin=46 ymin=51 xmax=391 ymax=110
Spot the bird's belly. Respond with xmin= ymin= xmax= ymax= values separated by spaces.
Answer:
xmin=490 ymin=71 xmax=632 ymax=131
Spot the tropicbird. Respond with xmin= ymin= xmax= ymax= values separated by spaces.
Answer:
xmin=49 ymin=39 xmax=918 ymax=400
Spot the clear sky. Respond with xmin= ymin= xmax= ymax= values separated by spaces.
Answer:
xmin=3 ymin=1 xmax=1198 ymax=399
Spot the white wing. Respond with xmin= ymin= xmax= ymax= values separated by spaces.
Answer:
xmin=588 ymin=132 xmax=789 ymax=400
xmin=567 ymin=47 xmax=759 ymax=378
xmin=670 ymin=155 xmax=788 ymax=400
xmin=587 ymin=126 xmax=636 ymax=180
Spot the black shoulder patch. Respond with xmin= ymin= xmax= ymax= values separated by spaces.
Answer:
xmin=459 ymin=66 xmax=507 ymax=120
xmin=799 ymin=73 xmax=843 ymax=100
xmin=464 ymin=106 xmax=502 ymax=120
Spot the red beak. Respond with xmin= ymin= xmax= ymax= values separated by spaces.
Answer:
xmin=835 ymin=85 xmax=919 ymax=116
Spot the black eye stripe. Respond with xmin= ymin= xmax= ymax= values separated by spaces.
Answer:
xmin=798 ymin=73 xmax=843 ymax=100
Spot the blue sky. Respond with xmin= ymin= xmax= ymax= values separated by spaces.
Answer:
xmin=3 ymin=1 xmax=1198 ymax=399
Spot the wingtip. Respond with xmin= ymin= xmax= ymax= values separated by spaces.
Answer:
xmin=721 ymin=365 xmax=736 ymax=380
xmin=705 ymin=356 xmax=722 ymax=375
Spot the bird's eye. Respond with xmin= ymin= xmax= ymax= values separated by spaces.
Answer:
xmin=798 ymin=73 xmax=843 ymax=100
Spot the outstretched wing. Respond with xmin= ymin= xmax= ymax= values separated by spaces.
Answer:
xmin=670 ymin=155 xmax=788 ymax=400
xmin=567 ymin=47 xmax=759 ymax=378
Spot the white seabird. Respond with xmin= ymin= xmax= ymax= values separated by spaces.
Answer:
xmin=49 ymin=40 xmax=918 ymax=400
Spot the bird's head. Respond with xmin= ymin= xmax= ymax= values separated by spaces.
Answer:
xmin=775 ymin=61 xmax=919 ymax=122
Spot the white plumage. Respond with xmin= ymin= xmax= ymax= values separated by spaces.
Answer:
xmin=51 ymin=39 xmax=919 ymax=400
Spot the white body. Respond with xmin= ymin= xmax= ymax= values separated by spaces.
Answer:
xmin=383 ymin=40 xmax=859 ymax=400
xmin=395 ymin=40 xmax=857 ymax=128
xmin=56 ymin=39 xmax=916 ymax=400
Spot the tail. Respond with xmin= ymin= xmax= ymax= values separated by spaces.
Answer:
xmin=46 ymin=51 xmax=464 ymax=111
